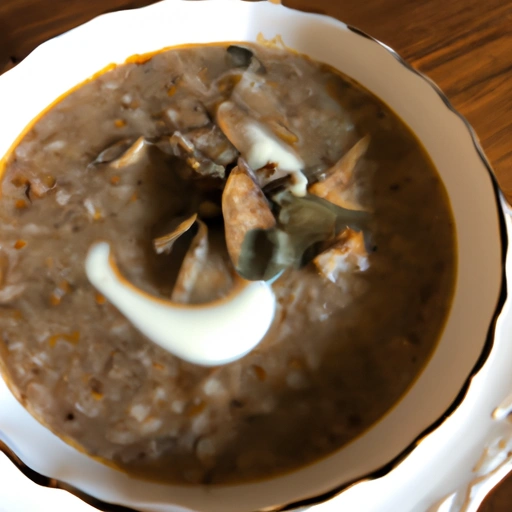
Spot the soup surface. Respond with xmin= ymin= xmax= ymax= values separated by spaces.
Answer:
xmin=0 ymin=43 xmax=455 ymax=484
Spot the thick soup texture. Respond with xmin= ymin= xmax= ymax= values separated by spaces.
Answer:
xmin=0 ymin=43 xmax=455 ymax=484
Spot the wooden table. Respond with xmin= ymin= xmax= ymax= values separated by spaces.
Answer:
xmin=0 ymin=0 xmax=511 ymax=510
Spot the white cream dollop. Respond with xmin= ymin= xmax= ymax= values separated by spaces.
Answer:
xmin=85 ymin=242 xmax=276 ymax=366
xmin=242 ymin=121 xmax=307 ymax=196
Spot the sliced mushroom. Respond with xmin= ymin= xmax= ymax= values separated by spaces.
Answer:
xmin=222 ymin=158 xmax=276 ymax=272
xmin=227 ymin=45 xmax=254 ymax=68
xmin=226 ymin=45 xmax=265 ymax=73
xmin=185 ymin=234 xmax=236 ymax=304
xmin=89 ymin=137 xmax=150 ymax=170
xmin=109 ymin=136 xmax=149 ymax=170
xmin=185 ymin=124 xmax=239 ymax=167
xmin=171 ymin=219 xmax=209 ymax=303
xmin=309 ymin=136 xmax=370 ymax=210
xmin=313 ymin=228 xmax=369 ymax=284
xmin=153 ymin=213 xmax=198 ymax=255
xmin=170 ymin=132 xmax=225 ymax=179
xmin=216 ymin=101 xmax=307 ymax=196
xmin=89 ymin=138 xmax=135 ymax=167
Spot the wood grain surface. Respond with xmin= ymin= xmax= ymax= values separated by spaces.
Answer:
xmin=0 ymin=0 xmax=511 ymax=510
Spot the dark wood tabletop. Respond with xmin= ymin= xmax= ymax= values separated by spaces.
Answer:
xmin=0 ymin=0 xmax=511 ymax=510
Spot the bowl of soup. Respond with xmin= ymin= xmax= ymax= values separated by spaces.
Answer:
xmin=0 ymin=1 xmax=510 ymax=511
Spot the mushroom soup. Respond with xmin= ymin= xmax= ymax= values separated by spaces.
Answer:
xmin=0 ymin=43 xmax=456 ymax=484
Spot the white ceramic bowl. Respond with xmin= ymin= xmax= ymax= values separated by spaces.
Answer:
xmin=1 ymin=1 xmax=511 ymax=511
